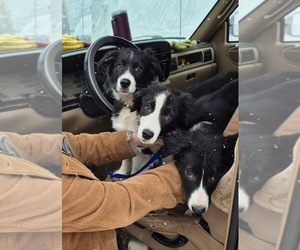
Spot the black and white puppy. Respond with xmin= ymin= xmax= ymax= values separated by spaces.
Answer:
xmin=162 ymin=124 xmax=238 ymax=215
xmin=131 ymin=78 xmax=238 ymax=145
xmin=131 ymin=85 xmax=204 ymax=145
xmin=97 ymin=47 xmax=163 ymax=101
xmin=97 ymin=47 xmax=163 ymax=176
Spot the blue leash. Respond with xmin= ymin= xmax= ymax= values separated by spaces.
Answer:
xmin=108 ymin=147 xmax=163 ymax=179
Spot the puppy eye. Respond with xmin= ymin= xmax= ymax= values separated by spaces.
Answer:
xmin=184 ymin=169 xmax=196 ymax=182
xmin=135 ymin=66 xmax=142 ymax=72
xmin=185 ymin=169 xmax=193 ymax=176
xmin=117 ymin=64 xmax=123 ymax=69
xmin=143 ymin=104 xmax=151 ymax=112
xmin=164 ymin=114 xmax=173 ymax=121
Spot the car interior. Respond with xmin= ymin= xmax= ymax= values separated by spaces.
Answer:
xmin=0 ymin=0 xmax=299 ymax=249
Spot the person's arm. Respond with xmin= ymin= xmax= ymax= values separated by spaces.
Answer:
xmin=0 ymin=132 xmax=61 ymax=167
xmin=63 ymin=130 xmax=136 ymax=166
xmin=62 ymin=159 xmax=184 ymax=232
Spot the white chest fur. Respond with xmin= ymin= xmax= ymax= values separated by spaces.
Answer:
xmin=112 ymin=107 xmax=139 ymax=132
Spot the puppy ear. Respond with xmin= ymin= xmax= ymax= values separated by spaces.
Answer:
xmin=174 ymin=91 xmax=203 ymax=128
xmin=130 ymin=89 xmax=144 ymax=113
xmin=143 ymin=47 xmax=156 ymax=55
xmin=96 ymin=49 xmax=119 ymax=75
xmin=143 ymin=47 xmax=163 ymax=81
xmin=162 ymin=129 xmax=191 ymax=158
xmin=222 ymin=134 xmax=238 ymax=172
xmin=150 ymin=61 xmax=163 ymax=81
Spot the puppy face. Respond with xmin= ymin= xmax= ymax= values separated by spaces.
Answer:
xmin=131 ymin=85 xmax=197 ymax=144
xmin=163 ymin=127 xmax=237 ymax=215
xmin=97 ymin=48 xmax=163 ymax=98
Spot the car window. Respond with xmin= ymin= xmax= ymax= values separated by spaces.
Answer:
xmin=63 ymin=0 xmax=218 ymax=44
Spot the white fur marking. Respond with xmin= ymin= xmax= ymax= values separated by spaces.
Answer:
xmin=188 ymin=170 xmax=209 ymax=212
xmin=111 ymin=108 xmax=139 ymax=131
xmin=116 ymin=69 xmax=136 ymax=94
xmin=138 ymin=92 xmax=167 ymax=144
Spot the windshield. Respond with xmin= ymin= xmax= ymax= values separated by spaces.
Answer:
xmin=63 ymin=0 xmax=218 ymax=43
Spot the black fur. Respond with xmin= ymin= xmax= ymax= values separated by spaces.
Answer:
xmin=131 ymin=85 xmax=205 ymax=135
xmin=185 ymin=71 xmax=238 ymax=99
xmin=163 ymin=126 xmax=238 ymax=215
xmin=194 ymin=79 xmax=238 ymax=132
xmin=96 ymin=47 xmax=163 ymax=91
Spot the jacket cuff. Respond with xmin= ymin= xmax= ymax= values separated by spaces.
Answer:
xmin=62 ymin=131 xmax=135 ymax=166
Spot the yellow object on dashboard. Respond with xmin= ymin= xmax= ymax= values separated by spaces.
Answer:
xmin=62 ymin=34 xmax=84 ymax=51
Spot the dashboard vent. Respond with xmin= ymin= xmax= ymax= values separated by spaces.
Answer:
xmin=169 ymin=57 xmax=178 ymax=71
xmin=240 ymin=49 xmax=255 ymax=63
xmin=203 ymin=49 xmax=212 ymax=62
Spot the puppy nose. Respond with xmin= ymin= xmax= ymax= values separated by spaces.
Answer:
xmin=191 ymin=205 xmax=206 ymax=215
xmin=142 ymin=129 xmax=154 ymax=140
xmin=120 ymin=79 xmax=131 ymax=88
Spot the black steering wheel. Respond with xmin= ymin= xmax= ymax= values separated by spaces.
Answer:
xmin=37 ymin=40 xmax=62 ymax=105
xmin=84 ymin=36 xmax=140 ymax=113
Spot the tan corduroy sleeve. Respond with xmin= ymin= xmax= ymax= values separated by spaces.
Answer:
xmin=62 ymin=159 xmax=184 ymax=232
xmin=63 ymin=131 xmax=135 ymax=166
xmin=0 ymin=132 xmax=61 ymax=167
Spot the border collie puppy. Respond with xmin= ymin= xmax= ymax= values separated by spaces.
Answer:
xmin=97 ymin=47 xmax=163 ymax=108
xmin=97 ymin=47 xmax=163 ymax=131
xmin=131 ymin=85 xmax=204 ymax=144
xmin=162 ymin=124 xmax=238 ymax=215
xmin=96 ymin=47 xmax=163 ymax=177
xmin=110 ymin=85 xmax=200 ymax=176
xmin=131 ymin=79 xmax=238 ymax=145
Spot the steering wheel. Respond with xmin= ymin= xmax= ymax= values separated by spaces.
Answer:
xmin=37 ymin=40 xmax=62 ymax=105
xmin=84 ymin=36 xmax=140 ymax=113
